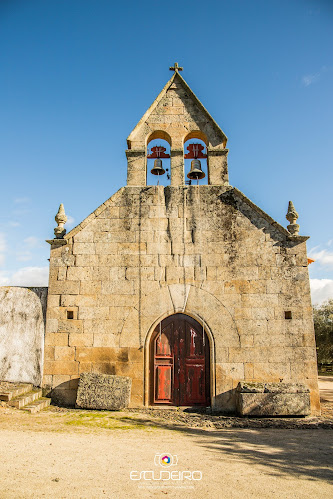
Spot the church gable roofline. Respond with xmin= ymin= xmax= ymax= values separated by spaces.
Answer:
xmin=230 ymin=187 xmax=309 ymax=242
xmin=58 ymin=188 xmax=125 ymax=241
xmin=127 ymin=71 xmax=228 ymax=149
xmin=49 ymin=185 xmax=308 ymax=246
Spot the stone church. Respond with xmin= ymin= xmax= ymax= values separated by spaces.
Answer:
xmin=42 ymin=64 xmax=320 ymax=414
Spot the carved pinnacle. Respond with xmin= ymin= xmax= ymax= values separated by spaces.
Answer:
xmin=286 ymin=201 xmax=300 ymax=235
xmin=54 ymin=203 xmax=67 ymax=239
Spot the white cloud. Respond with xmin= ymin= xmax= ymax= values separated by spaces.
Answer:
xmin=0 ymin=271 xmax=10 ymax=286
xmin=8 ymin=221 xmax=20 ymax=228
xmin=310 ymin=279 xmax=333 ymax=305
xmin=308 ymin=248 xmax=333 ymax=270
xmin=23 ymin=236 xmax=40 ymax=248
xmin=0 ymin=233 xmax=6 ymax=267
xmin=302 ymin=73 xmax=320 ymax=87
xmin=13 ymin=237 xmax=41 ymax=262
xmin=302 ymin=65 xmax=329 ymax=87
xmin=14 ymin=197 xmax=30 ymax=204
xmin=16 ymin=251 xmax=33 ymax=262
xmin=13 ymin=208 xmax=30 ymax=217
xmin=66 ymin=215 xmax=75 ymax=226
xmin=9 ymin=266 xmax=49 ymax=286
xmin=0 ymin=233 xmax=6 ymax=253
xmin=0 ymin=267 xmax=49 ymax=287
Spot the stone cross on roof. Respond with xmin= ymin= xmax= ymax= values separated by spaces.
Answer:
xmin=169 ymin=62 xmax=183 ymax=72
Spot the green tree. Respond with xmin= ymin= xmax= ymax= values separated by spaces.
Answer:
xmin=313 ymin=299 xmax=333 ymax=367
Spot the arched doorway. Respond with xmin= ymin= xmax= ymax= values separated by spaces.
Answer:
xmin=149 ymin=314 xmax=210 ymax=406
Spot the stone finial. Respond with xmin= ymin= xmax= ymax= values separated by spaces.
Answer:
xmin=54 ymin=203 xmax=67 ymax=239
xmin=286 ymin=201 xmax=299 ymax=235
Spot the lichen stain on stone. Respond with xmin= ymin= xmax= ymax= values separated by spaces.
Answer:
xmin=117 ymin=350 xmax=129 ymax=363
xmin=164 ymin=186 xmax=172 ymax=212
xmin=166 ymin=218 xmax=172 ymax=241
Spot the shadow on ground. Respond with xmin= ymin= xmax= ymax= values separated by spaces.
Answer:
xmin=54 ymin=408 xmax=332 ymax=485
xmin=114 ymin=413 xmax=333 ymax=483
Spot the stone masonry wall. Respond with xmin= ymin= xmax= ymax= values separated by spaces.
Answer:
xmin=43 ymin=186 xmax=320 ymax=413
xmin=0 ymin=286 xmax=47 ymax=386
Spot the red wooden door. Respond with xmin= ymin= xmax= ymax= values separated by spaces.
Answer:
xmin=151 ymin=314 xmax=210 ymax=406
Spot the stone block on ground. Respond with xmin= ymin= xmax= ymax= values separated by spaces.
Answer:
xmin=75 ymin=373 xmax=131 ymax=410
xmin=236 ymin=382 xmax=310 ymax=416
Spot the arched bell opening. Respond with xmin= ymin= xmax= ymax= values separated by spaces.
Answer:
xmin=183 ymin=134 xmax=208 ymax=186
xmin=146 ymin=131 xmax=171 ymax=187
xmin=148 ymin=313 xmax=211 ymax=407
xmin=183 ymin=130 xmax=208 ymax=146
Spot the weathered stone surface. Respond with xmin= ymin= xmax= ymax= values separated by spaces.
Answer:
xmin=236 ymin=382 xmax=311 ymax=416
xmin=75 ymin=373 xmax=131 ymax=410
xmin=43 ymin=185 xmax=320 ymax=410
xmin=0 ymin=287 xmax=47 ymax=386
xmin=237 ymin=381 xmax=310 ymax=393
xmin=42 ymin=71 xmax=320 ymax=414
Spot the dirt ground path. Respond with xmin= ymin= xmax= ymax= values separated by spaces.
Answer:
xmin=0 ymin=407 xmax=332 ymax=499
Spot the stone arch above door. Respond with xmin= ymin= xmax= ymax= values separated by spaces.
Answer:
xmin=119 ymin=283 xmax=240 ymax=408
xmin=119 ymin=283 xmax=240 ymax=354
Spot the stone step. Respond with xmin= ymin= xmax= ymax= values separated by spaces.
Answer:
xmin=21 ymin=397 xmax=51 ymax=414
xmin=8 ymin=389 xmax=42 ymax=409
xmin=0 ymin=383 xmax=33 ymax=402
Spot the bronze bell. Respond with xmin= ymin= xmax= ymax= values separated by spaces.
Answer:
xmin=150 ymin=158 xmax=166 ymax=176
xmin=187 ymin=159 xmax=205 ymax=180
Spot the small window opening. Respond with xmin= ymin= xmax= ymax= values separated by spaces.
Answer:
xmin=284 ymin=311 xmax=292 ymax=320
xmin=67 ymin=310 xmax=74 ymax=320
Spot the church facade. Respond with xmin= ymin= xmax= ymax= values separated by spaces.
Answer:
xmin=43 ymin=66 xmax=320 ymax=414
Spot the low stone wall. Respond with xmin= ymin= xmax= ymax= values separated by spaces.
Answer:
xmin=236 ymin=382 xmax=311 ymax=416
xmin=0 ymin=287 xmax=48 ymax=386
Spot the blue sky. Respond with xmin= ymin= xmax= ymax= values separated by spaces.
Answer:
xmin=0 ymin=0 xmax=332 ymax=303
